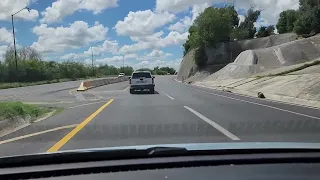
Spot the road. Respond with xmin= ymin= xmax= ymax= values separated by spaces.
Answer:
xmin=0 ymin=75 xmax=320 ymax=156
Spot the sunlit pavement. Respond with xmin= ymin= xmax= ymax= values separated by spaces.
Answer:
xmin=0 ymin=76 xmax=320 ymax=156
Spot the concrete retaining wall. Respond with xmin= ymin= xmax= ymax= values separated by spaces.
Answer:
xmin=204 ymin=34 xmax=320 ymax=81
xmin=177 ymin=33 xmax=298 ymax=81
xmin=77 ymin=77 xmax=128 ymax=91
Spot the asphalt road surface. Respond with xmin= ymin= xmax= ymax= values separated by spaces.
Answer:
xmin=0 ymin=75 xmax=320 ymax=156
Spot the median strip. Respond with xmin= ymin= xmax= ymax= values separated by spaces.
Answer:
xmin=77 ymin=77 xmax=128 ymax=91
xmin=47 ymin=99 xmax=114 ymax=152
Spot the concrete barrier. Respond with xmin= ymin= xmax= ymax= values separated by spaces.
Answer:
xmin=77 ymin=77 xmax=128 ymax=91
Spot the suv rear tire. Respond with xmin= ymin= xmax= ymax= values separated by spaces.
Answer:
xmin=130 ymin=89 xmax=134 ymax=94
xmin=150 ymin=88 xmax=154 ymax=94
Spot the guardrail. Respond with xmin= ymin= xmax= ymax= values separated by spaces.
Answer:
xmin=77 ymin=76 xmax=129 ymax=91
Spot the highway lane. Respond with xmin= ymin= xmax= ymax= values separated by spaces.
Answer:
xmin=0 ymin=76 xmax=319 ymax=156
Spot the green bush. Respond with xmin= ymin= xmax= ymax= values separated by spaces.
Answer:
xmin=194 ymin=46 xmax=208 ymax=68
xmin=0 ymin=102 xmax=49 ymax=120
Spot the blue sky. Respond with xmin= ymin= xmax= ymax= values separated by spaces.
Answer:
xmin=0 ymin=0 xmax=299 ymax=70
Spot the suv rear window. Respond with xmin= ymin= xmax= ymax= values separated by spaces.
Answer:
xmin=132 ymin=72 xmax=151 ymax=79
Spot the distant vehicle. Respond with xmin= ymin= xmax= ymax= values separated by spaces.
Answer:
xmin=129 ymin=71 xmax=155 ymax=94
xmin=118 ymin=73 xmax=125 ymax=77
xmin=167 ymin=73 xmax=171 ymax=75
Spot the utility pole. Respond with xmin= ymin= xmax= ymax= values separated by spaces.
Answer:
xmin=11 ymin=7 xmax=31 ymax=70
xmin=90 ymin=41 xmax=101 ymax=77
xmin=91 ymin=46 xmax=94 ymax=76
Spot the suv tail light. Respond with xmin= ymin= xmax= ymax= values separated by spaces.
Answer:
xmin=152 ymin=77 xmax=154 ymax=84
xmin=129 ymin=78 xmax=131 ymax=84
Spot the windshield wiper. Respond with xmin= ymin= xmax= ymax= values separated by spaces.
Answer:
xmin=146 ymin=146 xmax=188 ymax=155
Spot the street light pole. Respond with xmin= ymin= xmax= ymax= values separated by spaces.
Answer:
xmin=11 ymin=7 xmax=31 ymax=71
xmin=11 ymin=15 xmax=18 ymax=70
xmin=91 ymin=46 xmax=94 ymax=77
xmin=122 ymin=55 xmax=124 ymax=71
xmin=90 ymin=41 xmax=101 ymax=77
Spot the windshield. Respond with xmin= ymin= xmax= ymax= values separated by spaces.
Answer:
xmin=132 ymin=72 xmax=152 ymax=79
xmin=0 ymin=0 xmax=320 ymax=159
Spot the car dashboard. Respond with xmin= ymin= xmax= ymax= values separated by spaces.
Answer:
xmin=1 ymin=152 xmax=320 ymax=180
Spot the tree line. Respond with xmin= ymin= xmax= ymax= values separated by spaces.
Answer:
xmin=136 ymin=67 xmax=176 ymax=75
xmin=276 ymin=0 xmax=320 ymax=36
xmin=184 ymin=0 xmax=320 ymax=67
xmin=0 ymin=47 xmax=175 ymax=83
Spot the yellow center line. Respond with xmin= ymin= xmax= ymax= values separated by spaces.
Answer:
xmin=46 ymin=99 xmax=114 ymax=152
xmin=0 ymin=124 xmax=78 ymax=145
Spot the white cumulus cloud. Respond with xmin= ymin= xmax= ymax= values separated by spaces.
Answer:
xmin=60 ymin=53 xmax=87 ymax=60
xmin=114 ymin=10 xmax=176 ymax=37
xmin=168 ymin=16 xmax=192 ymax=33
xmin=0 ymin=28 xmax=12 ymax=44
xmin=139 ymin=49 xmax=173 ymax=61
xmin=31 ymin=21 xmax=108 ymax=53
xmin=40 ymin=0 xmax=118 ymax=24
xmin=120 ymin=31 xmax=188 ymax=53
xmin=83 ymin=40 xmax=119 ymax=56
xmin=156 ymin=0 xmax=299 ymax=27
xmin=156 ymin=0 xmax=215 ymax=13
xmin=95 ymin=53 xmax=137 ymax=64
xmin=0 ymin=45 xmax=8 ymax=61
xmin=0 ymin=0 xmax=39 ymax=21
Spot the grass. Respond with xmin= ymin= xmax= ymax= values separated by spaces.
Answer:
xmin=0 ymin=102 xmax=50 ymax=121
xmin=255 ymin=60 xmax=320 ymax=79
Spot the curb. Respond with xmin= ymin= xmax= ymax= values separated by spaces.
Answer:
xmin=0 ymin=110 xmax=57 ymax=138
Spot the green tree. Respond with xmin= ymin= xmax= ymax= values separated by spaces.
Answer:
xmin=239 ymin=7 xmax=261 ymax=38
xmin=256 ymin=25 xmax=275 ymax=38
xmin=194 ymin=45 xmax=207 ymax=68
xmin=195 ymin=7 xmax=233 ymax=46
xmin=183 ymin=40 xmax=191 ymax=56
xmin=294 ymin=10 xmax=313 ymax=35
xmin=223 ymin=6 xmax=239 ymax=27
xmin=231 ymin=27 xmax=249 ymax=40
xmin=276 ymin=10 xmax=298 ymax=34
xmin=119 ymin=66 xmax=134 ymax=75
xmin=299 ymin=0 xmax=320 ymax=11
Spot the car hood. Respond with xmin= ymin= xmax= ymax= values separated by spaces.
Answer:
xmin=55 ymin=142 xmax=320 ymax=153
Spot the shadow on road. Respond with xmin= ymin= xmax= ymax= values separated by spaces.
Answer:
xmin=130 ymin=90 xmax=159 ymax=95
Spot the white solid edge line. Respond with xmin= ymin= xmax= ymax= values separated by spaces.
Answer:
xmin=68 ymin=101 xmax=107 ymax=109
xmin=184 ymin=106 xmax=240 ymax=141
xmin=173 ymin=79 xmax=320 ymax=110
xmin=123 ymin=86 xmax=129 ymax=92
xmin=162 ymin=91 xmax=174 ymax=100
xmin=195 ymin=84 xmax=320 ymax=110
xmin=195 ymin=88 xmax=320 ymax=120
